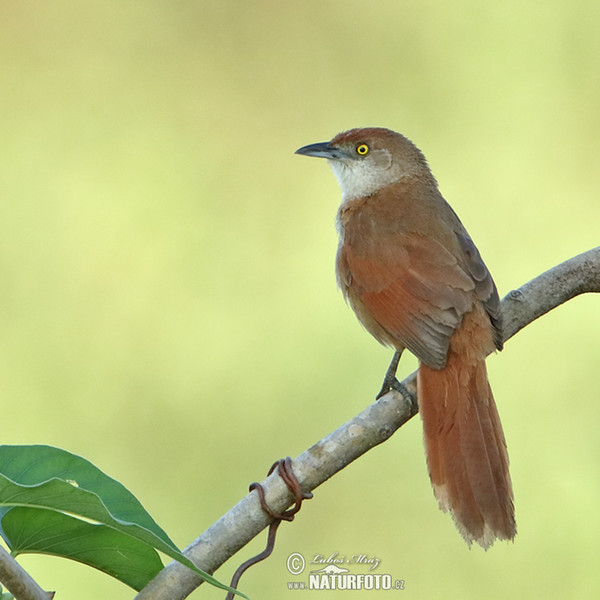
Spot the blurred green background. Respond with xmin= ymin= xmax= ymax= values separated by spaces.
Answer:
xmin=1 ymin=1 xmax=599 ymax=599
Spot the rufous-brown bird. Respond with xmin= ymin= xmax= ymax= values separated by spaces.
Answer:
xmin=296 ymin=127 xmax=515 ymax=549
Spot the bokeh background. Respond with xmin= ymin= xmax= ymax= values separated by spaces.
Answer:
xmin=1 ymin=1 xmax=599 ymax=599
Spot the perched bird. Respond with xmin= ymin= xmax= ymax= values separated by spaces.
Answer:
xmin=296 ymin=127 xmax=515 ymax=549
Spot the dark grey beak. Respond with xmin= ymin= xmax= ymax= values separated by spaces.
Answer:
xmin=295 ymin=141 xmax=347 ymax=159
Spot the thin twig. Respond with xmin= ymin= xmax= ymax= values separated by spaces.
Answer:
xmin=225 ymin=458 xmax=312 ymax=599
xmin=134 ymin=246 xmax=600 ymax=600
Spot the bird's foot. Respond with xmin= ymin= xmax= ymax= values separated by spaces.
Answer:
xmin=376 ymin=376 xmax=409 ymax=400
xmin=376 ymin=349 xmax=404 ymax=399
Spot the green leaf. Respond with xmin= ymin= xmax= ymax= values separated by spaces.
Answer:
xmin=0 ymin=445 xmax=246 ymax=597
xmin=0 ymin=506 xmax=163 ymax=591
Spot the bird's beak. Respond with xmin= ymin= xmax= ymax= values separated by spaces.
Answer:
xmin=295 ymin=141 xmax=347 ymax=160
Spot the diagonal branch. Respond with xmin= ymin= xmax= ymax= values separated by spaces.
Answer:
xmin=134 ymin=246 xmax=600 ymax=600
xmin=0 ymin=546 xmax=54 ymax=600
xmin=500 ymin=247 xmax=600 ymax=340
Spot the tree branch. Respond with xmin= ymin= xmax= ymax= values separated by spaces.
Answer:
xmin=0 ymin=546 xmax=54 ymax=600
xmin=500 ymin=247 xmax=600 ymax=341
xmin=134 ymin=246 xmax=600 ymax=600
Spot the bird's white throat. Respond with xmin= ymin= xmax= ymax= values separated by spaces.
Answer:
xmin=328 ymin=153 xmax=399 ymax=202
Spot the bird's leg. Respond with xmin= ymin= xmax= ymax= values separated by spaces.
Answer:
xmin=376 ymin=349 xmax=405 ymax=399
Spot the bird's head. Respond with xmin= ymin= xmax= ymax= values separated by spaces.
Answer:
xmin=295 ymin=127 xmax=433 ymax=201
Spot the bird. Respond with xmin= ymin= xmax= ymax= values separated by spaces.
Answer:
xmin=295 ymin=127 xmax=516 ymax=549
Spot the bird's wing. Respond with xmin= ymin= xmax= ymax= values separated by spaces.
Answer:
xmin=455 ymin=231 xmax=503 ymax=350
xmin=338 ymin=233 xmax=477 ymax=368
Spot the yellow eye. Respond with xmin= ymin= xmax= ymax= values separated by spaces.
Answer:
xmin=356 ymin=143 xmax=369 ymax=156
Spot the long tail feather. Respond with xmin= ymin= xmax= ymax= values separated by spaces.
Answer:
xmin=417 ymin=309 xmax=516 ymax=549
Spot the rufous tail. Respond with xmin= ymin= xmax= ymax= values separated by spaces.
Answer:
xmin=417 ymin=309 xmax=516 ymax=549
